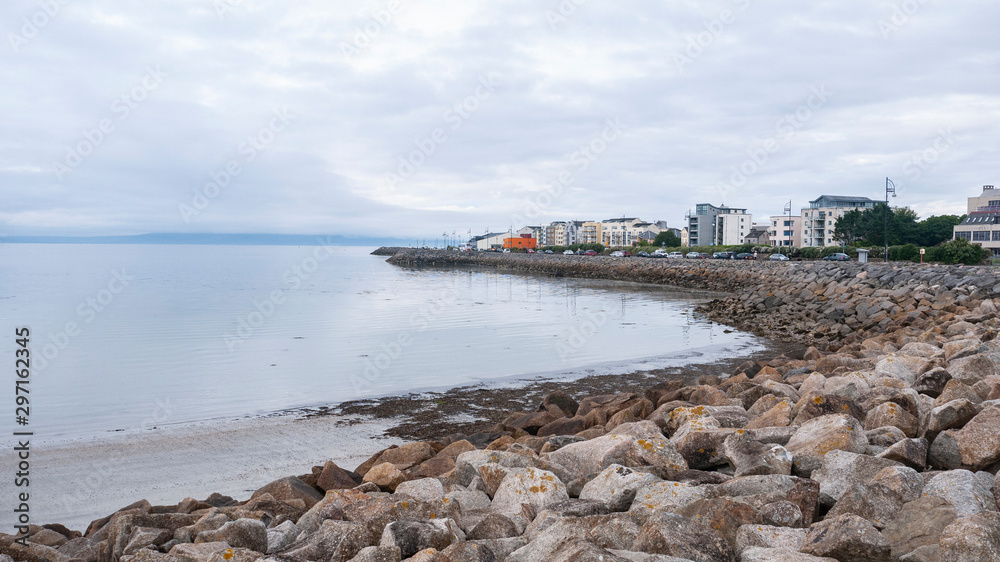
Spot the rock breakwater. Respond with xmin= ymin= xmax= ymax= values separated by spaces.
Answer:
xmin=7 ymin=249 xmax=1000 ymax=561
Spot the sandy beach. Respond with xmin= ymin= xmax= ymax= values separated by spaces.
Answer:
xmin=28 ymin=413 xmax=405 ymax=533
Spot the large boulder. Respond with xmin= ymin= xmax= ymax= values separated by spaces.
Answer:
xmin=799 ymin=514 xmax=890 ymax=561
xmin=195 ymin=519 xmax=267 ymax=554
xmin=394 ymin=478 xmax=445 ymax=503
xmin=547 ymin=424 xmax=687 ymax=481
xmin=784 ymin=414 xmax=868 ymax=477
xmin=631 ymin=512 xmax=736 ymax=562
xmin=929 ymin=406 xmax=1000 ymax=470
xmin=250 ymin=476 xmax=323 ymax=509
xmin=579 ymin=464 xmax=662 ymax=512
xmin=938 ymin=511 xmax=1000 ymax=562
xmin=719 ymin=474 xmax=820 ymax=526
xmin=379 ymin=518 xmax=464 ymax=559
xmin=809 ymin=450 xmax=901 ymax=507
xmin=947 ymin=354 xmax=996 ymax=385
xmin=627 ymin=481 xmax=717 ymax=525
xmin=489 ymin=468 xmax=569 ymax=517
xmin=722 ymin=431 xmax=792 ymax=477
xmin=881 ymin=496 xmax=957 ymax=560
xmin=922 ymin=470 xmax=997 ymax=518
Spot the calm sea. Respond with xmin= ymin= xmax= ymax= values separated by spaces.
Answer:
xmin=0 ymin=244 xmax=761 ymax=440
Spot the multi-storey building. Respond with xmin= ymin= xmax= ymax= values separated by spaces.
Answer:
xmin=953 ymin=185 xmax=1000 ymax=256
xmin=578 ymin=222 xmax=603 ymax=244
xmin=687 ymin=204 xmax=751 ymax=246
xmin=800 ymin=195 xmax=876 ymax=247
xmin=769 ymin=215 xmax=802 ymax=248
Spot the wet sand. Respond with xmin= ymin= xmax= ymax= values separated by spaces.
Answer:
xmin=29 ymin=414 xmax=404 ymax=532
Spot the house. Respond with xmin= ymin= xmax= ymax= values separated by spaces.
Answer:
xmin=800 ymin=195 xmax=876 ymax=247
xmin=953 ymin=185 xmax=1000 ymax=256
xmin=745 ymin=225 xmax=771 ymax=246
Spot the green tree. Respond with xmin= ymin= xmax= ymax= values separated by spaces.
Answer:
xmin=832 ymin=209 xmax=866 ymax=245
xmin=654 ymin=231 xmax=682 ymax=247
xmin=916 ymin=215 xmax=964 ymax=247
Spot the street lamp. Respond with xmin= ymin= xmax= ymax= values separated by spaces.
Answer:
xmin=884 ymin=177 xmax=896 ymax=262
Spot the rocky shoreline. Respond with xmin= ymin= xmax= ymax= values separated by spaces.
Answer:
xmin=8 ymin=248 xmax=1000 ymax=561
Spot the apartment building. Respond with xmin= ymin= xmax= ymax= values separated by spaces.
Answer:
xmin=800 ymin=195 xmax=876 ymax=247
xmin=688 ymin=204 xmax=751 ymax=246
xmin=769 ymin=215 xmax=802 ymax=248
xmin=953 ymin=185 xmax=1000 ymax=256
xmin=578 ymin=222 xmax=603 ymax=244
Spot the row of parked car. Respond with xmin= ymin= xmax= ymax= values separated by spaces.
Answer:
xmin=538 ymin=249 xmax=852 ymax=261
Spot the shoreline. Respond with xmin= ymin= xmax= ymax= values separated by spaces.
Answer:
xmin=29 ymin=333 xmax=787 ymax=532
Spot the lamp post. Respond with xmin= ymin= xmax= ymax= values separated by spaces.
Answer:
xmin=884 ymin=177 xmax=896 ymax=262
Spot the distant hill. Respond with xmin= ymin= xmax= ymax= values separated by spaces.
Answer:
xmin=0 ymin=233 xmax=413 ymax=246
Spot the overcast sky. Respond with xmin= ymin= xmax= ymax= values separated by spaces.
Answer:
xmin=2 ymin=0 xmax=997 ymax=239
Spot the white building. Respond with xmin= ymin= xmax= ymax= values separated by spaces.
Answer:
xmin=800 ymin=195 xmax=877 ymax=247
xmin=769 ymin=215 xmax=802 ymax=248
xmin=474 ymin=233 xmax=509 ymax=250
xmin=688 ymin=204 xmax=751 ymax=246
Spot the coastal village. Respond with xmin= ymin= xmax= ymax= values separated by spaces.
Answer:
xmin=467 ymin=185 xmax=999 ymax=259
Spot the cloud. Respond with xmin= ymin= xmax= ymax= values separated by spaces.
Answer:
xmin=1 ymin=0 xmax=996 ymax=237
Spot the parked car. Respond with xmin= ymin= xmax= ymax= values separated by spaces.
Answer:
xmin=823 ymin=253 xmax=850 ymax=261
xmin=637 ymin=251 xmax=649 ymax=257
xmin=700 ymin=253 xmax=711 ymax=259
xmin=734 ymin=253 xmax=754 ymax=260
xmin=769 ymin=253 xmax=790 ymax=261
xmin=667 ymin=252 xmax=684 ymax=259
xmin=685 ymin=252 xmax=702 ymax=259
xmin=563 ymin=250 xmax=574 ymax=255
xmin=583 ymin=250 xmax=597 ymax=256
xmin=610 ymin=251 xmax=624 ymax=257
xmin=712 ymin=251 xmax=735 ymax=259
xmin=527 ymin=248 xmax=535 ymax=253
xmin=622 ymin=251 xmax=632 ymax=257
xmin=652 ymin=250 xmax=668 ymax=258
xmin=544 ymin=250 xmax=553 ymax=254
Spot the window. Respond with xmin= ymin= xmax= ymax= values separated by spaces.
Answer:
xmin=993 ymin=231 xmax=1000 ymax=241
xmin=956 ymin=231 xmax=972 ymax=240
xmin=974 ymin=231 xmax=990 ymax=241
xmin=990 ymin=200 xmax=1000 ymax=206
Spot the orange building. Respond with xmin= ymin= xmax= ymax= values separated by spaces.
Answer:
xmin=503 ymin=237 xmax=537 ymax=249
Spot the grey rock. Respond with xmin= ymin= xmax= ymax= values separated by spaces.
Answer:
xmin=579 ymin=464 xmax=662 ymax=512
